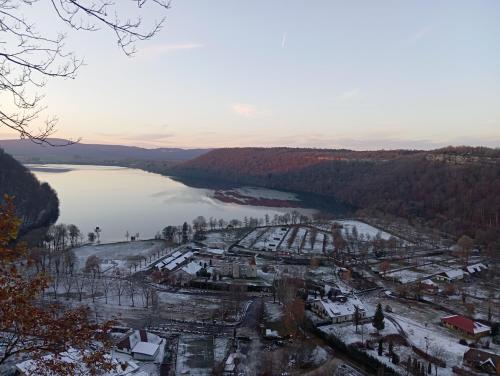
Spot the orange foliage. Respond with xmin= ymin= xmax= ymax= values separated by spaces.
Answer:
xmin=0 ymin=196 xmax=114 ymax=374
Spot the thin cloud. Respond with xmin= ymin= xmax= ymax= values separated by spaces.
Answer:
xmin=138 ymin=43 xmax=204 ymax=59
xmin=281 ymin=32 xmax=287 ymax=49
xmin=232 ymin=103 xmax=257 ymax=117
xmin=337 ymin=88 xmax=362 ymax=101
xmin=408 ymin=26 xmax=432 ymax=44
xmin=97 ymin=132 xmax=175 ymax=142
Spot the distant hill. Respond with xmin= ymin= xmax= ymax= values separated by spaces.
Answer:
xmin=170 ymin=146 xmax=500 ymax=246
xmin=0 ymin=148 xmax=59 ymax=235
xmin=0 ymin=139 xmax=210 ymax=164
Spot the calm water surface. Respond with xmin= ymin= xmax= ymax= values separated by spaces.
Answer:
xmin=30 ymin=164 xmax=317 ymax=242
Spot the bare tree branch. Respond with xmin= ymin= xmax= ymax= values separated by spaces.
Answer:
xmin=0 ymin=0 xmax=170 ymax=144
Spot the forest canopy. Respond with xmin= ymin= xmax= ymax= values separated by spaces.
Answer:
xmin=170 ymin=147 xmax=500 ymax=247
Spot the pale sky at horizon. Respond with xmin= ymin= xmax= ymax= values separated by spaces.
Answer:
xmin=1 ymin=0 xmax=499 ymax=150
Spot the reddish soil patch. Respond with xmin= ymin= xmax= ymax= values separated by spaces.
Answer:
xmin=213 ymin=189 xmax=301 ymax=208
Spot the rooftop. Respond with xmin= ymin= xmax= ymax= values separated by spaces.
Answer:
xmin=441 ymin=315 xmax=491 ymax=334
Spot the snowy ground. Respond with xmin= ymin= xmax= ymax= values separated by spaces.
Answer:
xmin=287 ymin=227 xmax=308 ymax=252
xmin=253 ymin=227 xmax=289 ymax=251
xmin=176 ymin=335 xmax=214 ymax=376
xmin=237 ymin=227 xmax=268 ymax=249
xmin=302 ymin=231 xmax=325 ymax=254
xmin=203 ymin=228 xmax=248 ymax=248
xmin=233 ymin=187 xmax=300 ymax=201
xmin=73 ymin=240 xmax=165 ymax=272
xmin=264 ymin=301 xmax=284 ymax=322
xmin=335 ymin=220 xmax=394 ymax=240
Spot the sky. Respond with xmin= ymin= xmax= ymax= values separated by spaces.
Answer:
xmin=1 ymin=0 xmax=500 ymax=149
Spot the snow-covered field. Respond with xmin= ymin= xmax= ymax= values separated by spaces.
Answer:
xmin=302 ymin=231 xmax=325 ymax=254
xmin=390 ymin=313 xmax=468 ymax=375
xmin=252 ymin=227 xmax=289 ymax=251
xmin=384 ymin=263 xmax=459 ymax=284
xmin=335 ymin=220 xmax=393 ymax=240
xmin=314 ymin=220 xmax=396 ymax=241
xmin=73 ymin=240 xmax=165 ymax=271
xmin=176 ymin=335 xmax=214 ymax=375
xmin=233 ymin=187 xmax=300 ymax=202
xmin=264 ymin=302 xmax=284 ymax=322
xmin=237 ymin=228 xmax=268 ymax=249
xmin=282 ymin=227 xmax=307 ymax=252
xmin=204 ymin=229 xmax=247 ymax=248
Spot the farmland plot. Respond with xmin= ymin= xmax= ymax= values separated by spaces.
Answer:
xmin=237 ymin=227 xmax=268 ymax=249
xmin=252 ymin=226 xmax=289 ymax=251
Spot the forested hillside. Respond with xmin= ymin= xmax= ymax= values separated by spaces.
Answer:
xmin=0 ymin=138 xmax=209 ymax=164
xmin=0 ymin=148 xmax=59 ymax=234
xmin=171 ymin=147 xmax=500 ymax=247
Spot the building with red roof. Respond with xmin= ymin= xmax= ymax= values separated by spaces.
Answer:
xmin=441 ymin=315 xmax=491 ymax=339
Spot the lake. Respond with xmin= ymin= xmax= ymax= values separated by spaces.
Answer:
xmin=30 ymin=164 xmax=321 ymax=242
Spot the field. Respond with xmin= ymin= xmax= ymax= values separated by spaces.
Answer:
xmin=73 ymin=240 xmax=166 ymax=272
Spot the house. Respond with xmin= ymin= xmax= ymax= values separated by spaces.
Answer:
xmin=310 ymin=295 xmax=366 ymax=324
xmin=115 ymin=329 xmax=163 ymax=361
xmin=465 ymin=263 xmax=488 ymax=275
xmin=435 ymin=269 xmax=465 ymax=282
xmin=463 ymin=348 xmax=500 ymax=374
xmin=16 ymin=349 xmax=140 ymax=375
xmin=441 ymin=315 xmax=491 ymax=339
xmin=214 ymin=257 xmax=257 ymax=279
xmin=420 ymin=279 xmax=438 ymax=293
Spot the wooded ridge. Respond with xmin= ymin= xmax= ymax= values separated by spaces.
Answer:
xmin=169 ymin=147 xmax=500 ymax=247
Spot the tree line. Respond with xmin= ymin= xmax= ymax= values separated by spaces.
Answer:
xmin=169 ymin=147 xmax=500 ymax=250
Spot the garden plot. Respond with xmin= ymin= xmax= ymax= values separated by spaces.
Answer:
xmin=323 ymin=234 xmax=334 ymax=253
xmin=252 ymin=227 xmax=289 ymax=251
xmin=237 ymin=227 xmax=268 ymax=249
xmin=281 ymin=227 xmax=308 ymax=252
xmin=314 ymin=220 xmax=396 ymax=241
xmin=384 ymin=263 xmax=457 ymax=284
xmin=320 ymin=318 xmax=399 ymax=345
xmin=391 ymin=313 xmax=469 ymax=373
xmin=176 ymin=335 xmax=215 ymax=376
xmin=204 ymin=228 xmax=249 ymax=248
xmin=302 ymin=231 xmax=325 ymax=254
xmin=73 ymin=240 xmax=165 ymax=272
xmin=336 ymin=220 xmax=393 ymax=240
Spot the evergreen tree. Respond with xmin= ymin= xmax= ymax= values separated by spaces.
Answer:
xmin=392 ymin=353 xmax=399 ymax=365
xmin=378 ymin=339 xmax=383 ymax=356
xmin=373 ymin=302 xmax=385 ymax=333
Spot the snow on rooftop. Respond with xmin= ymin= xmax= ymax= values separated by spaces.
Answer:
xmin=444 ymin=269 xmax=464 ymax=279
xmin=207 ymin=248 xmax=225 ymax=255
xmin=466 ymin=263 xmax=487 ymax=273
xmin=315 ymin=296 xmax=365 ymax=318
xmin=16 ymin=349 xmax=139 ymax=376
xmin=181 ymin=261 xmax=203 ymax=275
xmin=442 ymin=315 xmax=491 ymax=334
xmin=132 ymin=341 xmax=159 ymax=357
xmin=164 ymin=251 xmax=194 ymax=271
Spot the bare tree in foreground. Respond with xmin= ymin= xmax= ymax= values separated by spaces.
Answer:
xmin=0 ymin=0 xmax=170 ymax=143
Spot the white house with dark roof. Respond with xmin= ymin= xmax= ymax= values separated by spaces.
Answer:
xmin=115 ymin=329 xmax=163 ymax=361
xmin=311 ymin=295 xmax=366 ymax=323
xmin=434 ymin=269 xmax=465 ymax=282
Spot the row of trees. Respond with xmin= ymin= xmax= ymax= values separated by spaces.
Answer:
xmin=159 ymin=211 xmax=314 ymax=244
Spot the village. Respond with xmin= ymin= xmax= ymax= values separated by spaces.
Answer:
xmin=14 ymin=214 xmax=500 ymax=376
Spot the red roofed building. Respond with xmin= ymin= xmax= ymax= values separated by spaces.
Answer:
xmin=441 ymin=315 xmax=491 ymax=339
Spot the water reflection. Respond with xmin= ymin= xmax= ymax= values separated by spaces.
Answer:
xmin=30 ymin=164 xmax=318 ymax=242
